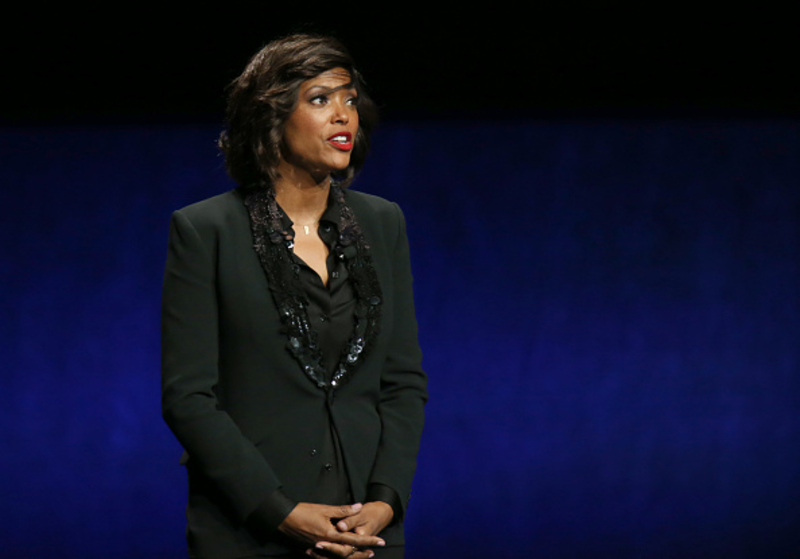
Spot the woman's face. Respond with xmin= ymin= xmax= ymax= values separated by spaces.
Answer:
xmin=280 ymin=68 xmax=359 ymax=181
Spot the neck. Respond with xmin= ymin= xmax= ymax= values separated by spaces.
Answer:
xmin=273 ymin=165 xmax=331 ymax=224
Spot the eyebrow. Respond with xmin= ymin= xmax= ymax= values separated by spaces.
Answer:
xmin=305 ymin=82 xmax=357 ymax=95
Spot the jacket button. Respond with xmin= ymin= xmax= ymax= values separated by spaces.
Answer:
xmin=309 ymin=449 xmax=317 ymax=456
xmin=324 ymin=463 xmax=332 ymax=471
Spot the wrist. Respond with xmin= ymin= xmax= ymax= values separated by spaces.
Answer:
xmin=365 ymin=483 xmax=402 ymax=524
xmin=366 ymin=500 xmax=394 ymax=526
xmin=250 ymin=489 xmax=297 ymax=534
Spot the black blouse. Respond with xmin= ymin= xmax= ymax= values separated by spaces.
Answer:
xmin=249 ymin=197 xmax=401 ymax=532
xmin=295 ymin=212 xmax=355 ymax=510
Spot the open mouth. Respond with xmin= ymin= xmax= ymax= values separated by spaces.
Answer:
xmin=327 ymin=133 xmax=353 ymax=150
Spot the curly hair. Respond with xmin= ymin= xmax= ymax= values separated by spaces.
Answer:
xmin=218 ymin=34 xmax=378 ymax=187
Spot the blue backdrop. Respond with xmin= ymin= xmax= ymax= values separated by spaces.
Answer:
xmin=2 ymin=120 xmax=798 ymax=557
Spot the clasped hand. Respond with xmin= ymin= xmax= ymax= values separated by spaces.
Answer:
xmin=279 ymin=501 xmax=393 ymax=558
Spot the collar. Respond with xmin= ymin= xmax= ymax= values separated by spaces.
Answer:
xmin=243 ymin=184 xmax=382 ymax=392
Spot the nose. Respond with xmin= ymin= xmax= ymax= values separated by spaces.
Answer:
xmin=331 ymin=99 xmax=350 ymax=124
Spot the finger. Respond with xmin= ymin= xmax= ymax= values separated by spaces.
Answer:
xmin=354 ymin=525 xmax=371 ymax=536
xmin=329 ymin=531 xmax=385 ymax=548
xmin=336 ymin=511 xmax=363 ymax=532
xmin=312 ymin=542 xmax=374 ymax=559
xmin=308 ymin=550 xmax=355 ymax=559
xmin=315 ymin=541 xmax=353 ymax=557
xmin=326 ymin=502 xmax=363 ymax=520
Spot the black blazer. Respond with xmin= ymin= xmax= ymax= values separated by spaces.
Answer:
xmin=161 ymin=188 xmax=427 ymax=557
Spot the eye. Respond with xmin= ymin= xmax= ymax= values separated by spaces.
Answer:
xmin=346 ymin=96 xmax=359 ymax=107
xmin=309 ymin=95 xmax=328 ymax=105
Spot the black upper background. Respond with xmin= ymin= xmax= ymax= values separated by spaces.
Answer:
xmin=4 ymin=5 xmax=798 ymax=124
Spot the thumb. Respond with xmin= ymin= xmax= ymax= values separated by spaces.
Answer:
xmin=337 ymin=514 xmax=360 ymax=532
xmin=329 ymin=502 xmax=362 ymax=519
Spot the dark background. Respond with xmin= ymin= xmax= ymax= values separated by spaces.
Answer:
xmin=4 ymin=5 xmax=800 ymax=123
xmin=3 ymin=5 xmax=799 ymax=558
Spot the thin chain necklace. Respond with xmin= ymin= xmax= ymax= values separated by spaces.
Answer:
xmin=274 ymin=184 xmax=324 ymax=235
xmin=295 ymin=222 xmax=317 ymax=235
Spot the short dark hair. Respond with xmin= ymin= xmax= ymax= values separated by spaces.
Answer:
xmin=219 ymin=34 xmax=378 ymax=187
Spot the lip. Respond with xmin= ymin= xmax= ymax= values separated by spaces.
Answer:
xmin=327 ymin=132 xmax=353 ymax=151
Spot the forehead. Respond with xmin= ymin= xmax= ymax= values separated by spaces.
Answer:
xmin=300 ymin=68 xmax=354 ymax=91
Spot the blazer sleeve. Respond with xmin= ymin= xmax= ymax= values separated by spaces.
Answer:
xmin=367 ymin=202 xmax=428 ymax=517
xmin=161 ymin=209 xmax=291 ymax=527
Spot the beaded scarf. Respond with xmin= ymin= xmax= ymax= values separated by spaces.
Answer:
xmin=244 ymin=184 xmax=382 ymax=391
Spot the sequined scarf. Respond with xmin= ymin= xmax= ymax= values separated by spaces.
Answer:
xmin=244 ymin=184 xmax=382 ymax=391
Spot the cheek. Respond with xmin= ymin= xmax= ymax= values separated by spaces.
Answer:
xmin=283 ymin=117 xmax=317 ymax=153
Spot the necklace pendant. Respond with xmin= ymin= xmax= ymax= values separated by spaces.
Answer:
xmin=303 ymin=225 xmax=310 ymax=235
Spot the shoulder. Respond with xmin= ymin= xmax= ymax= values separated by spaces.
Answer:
xmin=175 ymin=189 xmax=245 ymax=221
xmin=343 ymin=188 xmax=409 ymax=256
xmin=167 ymin=189 xmax=251 ymax=254
xmin=172 ymin=189 xmax=248 ymax=231
xmin=343 ymin=188 xmax=403 ymax=226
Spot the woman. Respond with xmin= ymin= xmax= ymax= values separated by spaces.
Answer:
xmin=161 ymin=34 xmax=427 ymax=558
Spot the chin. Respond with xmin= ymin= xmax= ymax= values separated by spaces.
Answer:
xmin=328 ymin=159 xmax=352 ymax=173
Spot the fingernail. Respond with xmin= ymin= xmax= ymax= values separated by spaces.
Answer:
xmin=377 ymin=539 xmax=385 ymax=547
xmin=315 ymin=543 xmax=324 ymax=549
xmin=352 ymin=502 xmax=362 ymax=510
